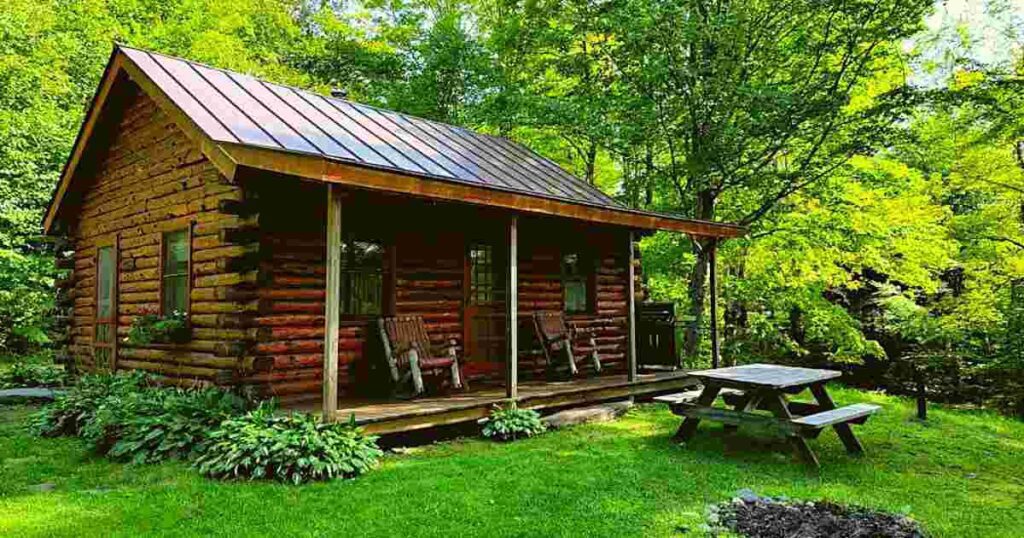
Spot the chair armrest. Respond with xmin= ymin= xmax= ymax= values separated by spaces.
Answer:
xmin=430 ymin=339 xmax=459 ymax=357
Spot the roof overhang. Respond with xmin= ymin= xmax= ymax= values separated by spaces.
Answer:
xmin=43 ymin=47 xmax=745 ymax=239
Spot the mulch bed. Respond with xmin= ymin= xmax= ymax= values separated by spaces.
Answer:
xmin=708 ymin=491 xmax=926 ymax=538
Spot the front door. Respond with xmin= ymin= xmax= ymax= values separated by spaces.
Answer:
xmin=463 ymin=242 xmax=505 ymax=377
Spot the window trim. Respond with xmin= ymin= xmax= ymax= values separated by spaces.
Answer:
xmin=561 ymin=249 xmax=596 ymax=314
xmin=338 ymin=236 xmax=394 ymax=318
xmin=93 ymin=234 xmax=119 ymax=371
xmin=159 ymin=225 xmax=192 ymax=317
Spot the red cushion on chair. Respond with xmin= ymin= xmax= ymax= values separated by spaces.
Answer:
xmin=418 ymin=357 xmax=455 ymax=369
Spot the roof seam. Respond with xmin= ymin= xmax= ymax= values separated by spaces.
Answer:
xmin=225 ymin=71 xmax=326 ymax=156
xmin=139 ymin=51 xmax=240 ymax=145
xmin=345 ymin=102 xmax=459 ymax=179
xmin=184 ymin=61 xmax=287 ymax=150
xmin=294 ymin=89 xmax=399 ymax=169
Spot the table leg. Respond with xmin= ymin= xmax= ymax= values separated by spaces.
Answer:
xmin=724 ymin=390 xmax=763 ymax=434
xmin=763 ymin=391 xmax=819 ymax=467
xmin=810 ymin=384 xmax=864 ymax=455
xmin=673 ymin=383 xmax=722 ymax=443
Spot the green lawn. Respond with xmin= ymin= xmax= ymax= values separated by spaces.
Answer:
xmin=1 ymin=387 xmax=1021 ymax=537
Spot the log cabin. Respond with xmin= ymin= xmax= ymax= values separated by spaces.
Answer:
xmin=43 ymin=46 xmax=744 ymax=433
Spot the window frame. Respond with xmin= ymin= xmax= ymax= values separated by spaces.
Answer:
xmin=93 ymin=235 xmax=119 ymax=371
xmin=561 ymin=249 xmax=595 ymax=315
xmin=339 ymin=235 xmax=394 ymax=318
xmin=159 ymin=225 xmax=192 ymax=318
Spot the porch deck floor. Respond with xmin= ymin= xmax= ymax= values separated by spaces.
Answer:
xmin=294 ymin=370 xmax=697 ymax=435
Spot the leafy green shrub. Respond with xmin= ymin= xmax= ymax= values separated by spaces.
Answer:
xmin=195 ymin=404 xmax=382 ymax=484
xmin=0 ymin=360 xmax=66 ymax=388
xmin=126 ymin=311 xmax=190 ymax=345
xmin=32 ymin=371 xmax=148 ymax=437
xmin=108 ymin=388 xmax=250 ymax=463
xmin=481 ymin=405 xmax=546 ymax=442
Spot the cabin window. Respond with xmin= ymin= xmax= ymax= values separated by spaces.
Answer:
xmin=562 ymin=252 xmax=591 ymax=314
xmin=94 ymin=243 xmax=117 ymax=371
xmin=341 ymin=238 xmax=385 ymax=315
xmin=161 ymin=229 xmax=190 ymax=316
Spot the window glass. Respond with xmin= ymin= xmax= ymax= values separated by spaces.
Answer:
xmin=341 ymin=239 xmax=384 ymax=315
xmin=469 ymin=244 xmax=496 ymax=304
xmin=562 ymin=252 xmax=589 ymax=313
xmin=97 ymin=246 xmax=115 ymax=320
xmin=162 ymin=230 xmax=189 ymax=315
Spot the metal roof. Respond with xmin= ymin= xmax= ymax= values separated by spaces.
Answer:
xmin=120 ymin=47 xmax=623 ymax=210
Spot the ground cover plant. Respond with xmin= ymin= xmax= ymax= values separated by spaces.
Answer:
xmin=194 ymin=403 xmax=382 ymax=484
xmin=1 ymin=386 xmax=1021 ymax=537
xmin=481 ymin=405 xmax=547 ymax=441
xmin=0 ymin=360 xmax=66 ymax=389
xmin=28 ymin=373 xmax=380 ymax=484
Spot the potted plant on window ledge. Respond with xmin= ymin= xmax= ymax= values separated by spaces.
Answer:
xmin=125 ymin=310 xmax=191 ymax=345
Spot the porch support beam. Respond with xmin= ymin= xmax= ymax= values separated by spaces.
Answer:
xmin=627 ymin=231 xmax=638 ymax=383
xmin=322 ymin=184 xmax=342 ymax=421
xmin=506 ymin=216 xmax=519 ymax=400
xmin=709 ymin=240 xmax=721 ymax=369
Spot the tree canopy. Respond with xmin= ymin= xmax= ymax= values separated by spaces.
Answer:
xmin=0 ymin=0 xmax=1021 ymax=412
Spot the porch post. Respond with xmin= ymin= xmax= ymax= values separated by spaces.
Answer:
xmin=709 ymin=240 xmax=721 ymax=369
xmin=627 ymin=231 xmax=638 ymax=383
xmin=322 ymin=184 xmax=342 ymax=421
xmin=506 ymin=215 xmax=518 ymax=400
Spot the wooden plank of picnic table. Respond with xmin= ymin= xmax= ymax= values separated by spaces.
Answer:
xmin=688 ymin=364 xmax=841 ymax=390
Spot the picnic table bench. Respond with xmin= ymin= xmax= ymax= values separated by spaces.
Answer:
xmin=655 ymin=364 xmax=880 ymax=467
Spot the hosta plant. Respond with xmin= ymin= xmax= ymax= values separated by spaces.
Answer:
xmin=481 ymin=404 xmax=547 ymax=442
xmin=33 ymin=371 xmax=149 ymax=437
xmin=195 ymin=403 xmax=382 ymax=484
xmin=106 ymin=387 xmax=250 ymax=463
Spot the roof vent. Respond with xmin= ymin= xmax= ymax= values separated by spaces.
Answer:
xmin=330 ymin=88 xmax=348 ymax=99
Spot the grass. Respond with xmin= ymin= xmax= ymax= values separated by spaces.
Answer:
xmin=0 ymin=386 xmax=1021 ymax=537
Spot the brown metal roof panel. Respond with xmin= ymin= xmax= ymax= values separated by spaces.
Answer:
xmin=342 ymin=102 xmax=458 ymax=179
xmin=192 ymin=65 xmax=319 ymax=154
xmin=486 ymin=134 xmax=621 ymax=206
xmin=395 ymin=115 xmax=524 ymax=189
xmin=263 ymin=84 xmax=385 ymax=166
xmin=305 ymin=93 xmax=426 ymax=173
xmin=120 ymin=48 xmax=240 ymax=143
xmin=230 ymin=75 xmax=357 ymax=160
xmin=350 ymin=103 xmax=481 ymax=182
xmin=150 ymin=53 xmax=279 ymax=147
xmin=440 ymin=124 xmax=579 ymax=199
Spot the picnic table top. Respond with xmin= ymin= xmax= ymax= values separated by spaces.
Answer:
xmin=688 ymin=363 xmax=841 ymax=389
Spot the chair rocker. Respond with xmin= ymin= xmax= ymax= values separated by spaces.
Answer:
xmin=532 ymin=311 xmax=602 ymax=378
xmin=378 ymin=315 xmax=465 ymax=396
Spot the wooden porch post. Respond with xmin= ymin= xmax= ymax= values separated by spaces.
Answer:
xmin=709 ymin=240 xmax=721 ymax=369
xmin=627 ymin=231 xmax=638 ymax=383
xmin=323 ymin=184 xmax=342 ymax=421
xmin=506 ymin=215 xmax=518 ymax=400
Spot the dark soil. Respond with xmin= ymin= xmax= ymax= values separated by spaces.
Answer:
xmin=714 ymin=496 xmax=926 ymax=538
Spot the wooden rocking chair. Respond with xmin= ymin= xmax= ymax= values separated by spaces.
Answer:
xmin=378 ymin=316 xmax=465 ymax=396
xmin=532 ymin=312 xmax=602 ymax=377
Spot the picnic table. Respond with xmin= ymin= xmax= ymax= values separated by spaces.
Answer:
xmin=656 ymin=364 xmax=880 ymax=467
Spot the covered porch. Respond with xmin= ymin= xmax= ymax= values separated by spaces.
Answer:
xmin=248 ymin=176 xmax=739 ymax=431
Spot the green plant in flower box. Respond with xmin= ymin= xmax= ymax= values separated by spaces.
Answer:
xmin=126 ymin=311 xmax=190 ymax=345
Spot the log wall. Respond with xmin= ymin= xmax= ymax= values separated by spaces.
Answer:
xmin=58 ymin=82 xmax=256 ymax=385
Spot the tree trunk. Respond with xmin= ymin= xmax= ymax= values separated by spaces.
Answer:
xmin=683 ymin=189 xmax=715 ymax=361
xmin=584 ymin=140 xmax=598 ymax=184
